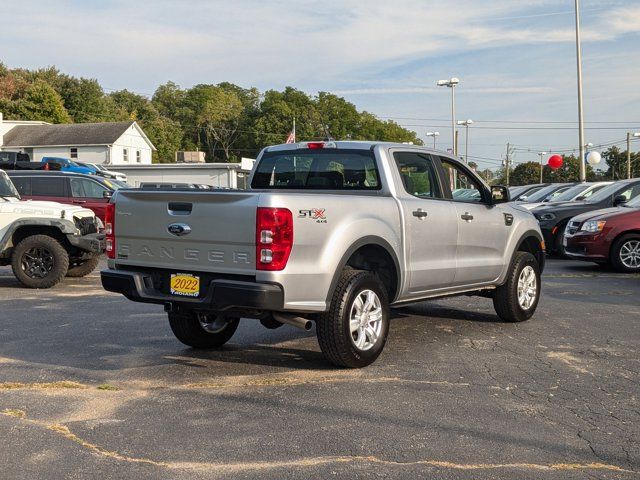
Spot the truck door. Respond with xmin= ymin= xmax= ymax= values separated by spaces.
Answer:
xmin=392 ymin=151 xmax=458 ymax=294
xmin=437 ymin=157 xmax=508 ymax=286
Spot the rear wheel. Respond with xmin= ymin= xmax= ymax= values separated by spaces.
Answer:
xmin=66 ymin=256 xmax=100 ymax=277
xmin=317 ymin=269 xmax=390 ymax=368
xmin=11 ymin=234 xmax=69 ymax=288
xmin=493 ymin=252 xmax=540 ymax=322
xmin=611 ymin=234 xmax=640 ymax=273
xmin=168 ymin=311 xmax=239 ymax=349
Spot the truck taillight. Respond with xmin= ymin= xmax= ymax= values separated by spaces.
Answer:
xmin=105 ymin=202 xmax=115 ymax=259
xmin=256 ymin=207 xmax=293 ymax=271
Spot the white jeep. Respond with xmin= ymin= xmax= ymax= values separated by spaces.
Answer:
xmin=0 ymin=170 xmax=105 ymax=288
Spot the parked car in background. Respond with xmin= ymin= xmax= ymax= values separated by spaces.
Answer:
xmin=517 ymin=183 xmax=575 ymax=206
xmin=519 ymin=181 xmax=612 ymax=210
xmin=563 ymin=194 xmax=640 ymax=272
xmin=509 ymin=183 xmax=547 ymax=201
xmin=0 ymin=170 xmax=104 ymax=288
xmin=0 ymin=151 xmax=60 ymax=171
xmin=41 ymin=157 xmax=94 ymax=175
xmin=533 ymin=178 xmax=640 ymax=254
xmin=76 ymin=162 xmax=127 ymax=182
xmin=7 ymin=171 xmax=125 ymax=222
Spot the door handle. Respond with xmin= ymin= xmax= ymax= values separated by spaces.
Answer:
xmin=72 ymin=200 xmax=86 ymax=204
xmin=412 ymin=209 xmax=428 ymax=219
xmin=461 ymin=212 xmax=474 ymax=222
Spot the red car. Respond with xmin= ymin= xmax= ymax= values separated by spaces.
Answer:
xmin=6 ymin=171 xmax=126 ymax=222
xmin=563 ymin=195 xmax=640 ymax=272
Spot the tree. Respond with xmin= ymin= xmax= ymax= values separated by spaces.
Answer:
xmin=12 ymin=80 xmax=71 ymax=123
xmin=602 ymin=146 xmax=640 ymax=180
xmin=510 ymin=161 xmax=542 ymax=186
xmin=468 ymin=161 xmax=478 ymax=171
xmin=57 ymin=76 xmax=111 ymax=123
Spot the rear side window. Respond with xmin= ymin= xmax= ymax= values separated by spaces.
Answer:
xmin=10 ymin=177 xmax=31 ymax=195
xmin=31 ymin=177 xmax=66 ymax=197
xmin=394 ymin=152 xmax=441 ymax=199
xmin=251 ymin=150 xmax=381 ymax=190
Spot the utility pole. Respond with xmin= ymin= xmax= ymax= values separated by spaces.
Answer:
xmin=574 ymin=0 xmax=587 ymax=182
xmin=505 ymin=142 xmax=511 ymax=186
xmin=628 ymin=132 xmax=632 ymax=179
xmin=538 ymin=151 xmax=547 ymax=183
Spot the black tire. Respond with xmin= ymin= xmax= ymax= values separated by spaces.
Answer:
xmin=317 ymin=269 xmax=390 ymax=368
xmin=610 ymin=233 xmax=640 ymax=273
xmin=493 ymin=252 xmax=540 ymax=323
xmin=66 ymin=256 xmax=101 ymax=278
xmin=11 ymin=234 xmax=69 ymax=289
xmin=553 ymin=222 xmax=568 ymax=258
xmin=168 ymin=311 xmax=239 ymax=349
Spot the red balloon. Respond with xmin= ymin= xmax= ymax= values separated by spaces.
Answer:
xmin=548 ymin=154 xmax=563 ymax=170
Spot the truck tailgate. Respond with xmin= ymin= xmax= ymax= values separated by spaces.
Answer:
xmin=113 ymin=190 xmax=259 ymax=275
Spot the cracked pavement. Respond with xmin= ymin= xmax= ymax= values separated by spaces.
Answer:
xmin=0 ymin=259 xmax=638 ymax=479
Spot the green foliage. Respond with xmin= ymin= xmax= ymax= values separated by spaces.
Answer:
xmin=602 ymin=146 xmax=639 ymax=180
xmin=0 ymin=65 xmax=423 ymax=162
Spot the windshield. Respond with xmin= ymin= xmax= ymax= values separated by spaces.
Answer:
xmin=586 ymin=182 xmax=629 ymax=203
xmin=626 ymin=195 xmax=640 ymax=207
xmin=0 ymin=173 xmax=20 ymax=198
xmin=522 ymin=184 xmax=566 ymax=203
xmin=252 ymin=149 xmax=381 ymax=190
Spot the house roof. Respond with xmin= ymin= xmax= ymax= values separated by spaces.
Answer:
xmin=2 ymin=121 xmax=155 ymax=150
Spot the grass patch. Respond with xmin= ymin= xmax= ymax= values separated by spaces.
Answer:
xmin=0 ymin=381 xmax=86 ymax=390
xmin=96 ymin=384 xmax=120 ymax=391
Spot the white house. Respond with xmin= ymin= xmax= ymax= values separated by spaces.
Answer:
xmin=0 ymin=114 xmax=156 ymax=166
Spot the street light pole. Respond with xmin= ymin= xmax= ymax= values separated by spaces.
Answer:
xmin=437 ymin=77 xmax=460 ymax=156
xmin=574 ymin=0 xmax=586 ymax=182
xmin=457 ymin=120 xmax=473 ymax=164
xmin=538 ymin=151 xmax=547 ymax=183
xmin=426 ymin=131 xmax=440 ymax=149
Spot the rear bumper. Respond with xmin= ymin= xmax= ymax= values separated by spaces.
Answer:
xmin=101 ymin=269 xmax=284 ymax=312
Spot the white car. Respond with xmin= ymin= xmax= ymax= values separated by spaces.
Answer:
xmin=519 ymin=182 xmax=612 ymax=210
xmin=85 ymin=163 xmax=127 ymax=182
xmin=0 ymin=170 xmax=104 ymax=288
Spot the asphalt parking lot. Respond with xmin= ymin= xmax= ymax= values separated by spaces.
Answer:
xmin=0 ymin=258 xmax=638 ymax=479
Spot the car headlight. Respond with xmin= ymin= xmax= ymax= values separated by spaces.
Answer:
xmin=581 ymin=220 xmax=606 ymax=233
xmin=537 ymin=212 xmax=556 ymax=221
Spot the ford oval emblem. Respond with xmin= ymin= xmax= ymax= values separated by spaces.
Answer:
xmin=168 ymin=223 xmax=191 ymax=236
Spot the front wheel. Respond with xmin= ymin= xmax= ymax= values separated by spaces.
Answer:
xmin=11 ymin=234 xmax=69 ymax=288
xmin=168 ymin=311 xmax=239 ymax=349
xmin=610 ymin=234 xmax=640 ymax=273
xmin=493 ymin=252 xmax=541 ymax=323
xmin=317 ymin=269 xmax=390 ymax=368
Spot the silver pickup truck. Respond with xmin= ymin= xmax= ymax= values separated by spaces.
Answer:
xmin=101 ymin=141 xmax=545 ymax=367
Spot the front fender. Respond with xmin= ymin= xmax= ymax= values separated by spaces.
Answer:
xmin=0 ymin=218 xmax=78 ymax=254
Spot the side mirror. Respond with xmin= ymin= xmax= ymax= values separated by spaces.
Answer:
xmin=613 ymin=194 xmax=627 ymax=206
xmin=491 ymin=185 xmax=510 ymax=204
xmin=103 ymin=190 xmax=113 ymax=199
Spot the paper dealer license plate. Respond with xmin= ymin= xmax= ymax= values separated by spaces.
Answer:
xmin=170 ymin=273 xmax=200 ymax=297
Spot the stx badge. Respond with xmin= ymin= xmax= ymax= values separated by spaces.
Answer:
xmin=299 ymin=208 xmax=327 ymax=223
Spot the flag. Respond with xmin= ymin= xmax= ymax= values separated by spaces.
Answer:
xmin=285 ymin=131 xmax=296 ymax=144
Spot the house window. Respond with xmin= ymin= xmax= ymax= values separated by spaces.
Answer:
xmin=123 ymin=148 xmax=129 ymax=162
xmin=136 ymin=150 xmax=141 ymax=163
xmin=70 ymin=147 xmax=78 ymax=159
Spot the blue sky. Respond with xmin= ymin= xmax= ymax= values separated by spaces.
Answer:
xmin=1 ymin=0 xmax=639 ymax=169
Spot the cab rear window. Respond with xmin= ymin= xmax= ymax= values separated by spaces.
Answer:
xmin=251 ymin=150 xmax=381 ymax=190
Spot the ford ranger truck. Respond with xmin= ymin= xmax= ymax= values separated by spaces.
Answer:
xmin=101 ymin=141 xmax=545 ymax=368
xmin=0 ymin=170 xmax=104 ymax=288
